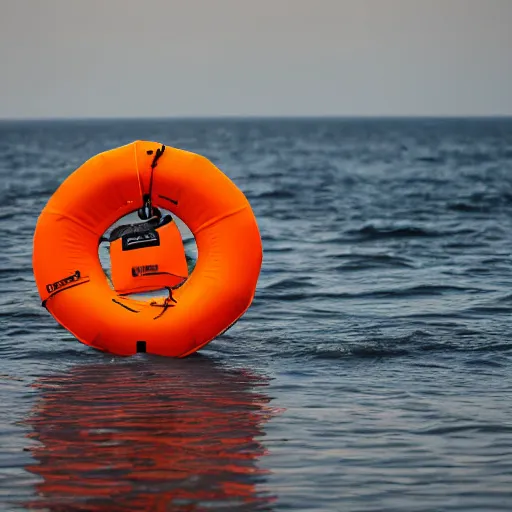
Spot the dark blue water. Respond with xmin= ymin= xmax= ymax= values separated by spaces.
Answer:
xmin=1 ymin=118 xmax=512 ymax=511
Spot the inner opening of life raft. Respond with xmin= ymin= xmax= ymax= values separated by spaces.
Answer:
xmin=98 ymin=208 xmax=197 ymax=301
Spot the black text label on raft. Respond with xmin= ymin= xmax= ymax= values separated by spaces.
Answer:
xmin=46 ymin=270 xmax=81 ymax=293
xmin=132 ymin=264 xmax=159 ymax=277
xmin=121 ymin=230 xmax=160 ymax=251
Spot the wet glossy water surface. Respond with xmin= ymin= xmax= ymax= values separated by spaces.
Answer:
xmin=1 ymin=118 xmax=512 ymax=511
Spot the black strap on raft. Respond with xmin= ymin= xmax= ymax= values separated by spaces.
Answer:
xmin=96 ymin=145 xmax=168 ymax=244
xmin=107 ymin=216 xmax=159 ymax=243
xmin=150 ymin=286 xmax=177 ymax=320
xmin=101 ymin=214 xmax=174 ymax=246
xmin=138 ymin=145 xmax=166 ymax=220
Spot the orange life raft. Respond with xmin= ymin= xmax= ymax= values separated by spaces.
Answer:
xmin=32 ymin=141 xmax=262 ymax=357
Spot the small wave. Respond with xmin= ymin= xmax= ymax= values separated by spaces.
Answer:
xmin=310 ymin=344 xmax=410 ymax=359
xmin=264 ymin=277 xmax=315 ymax=291
xmin=0 ymin=206 xmax=20 ymax=221
xmin=331 ymin=252 xmax=416 ymax=270
xmin=447 ymin=202 xmax=489 ymax=213
xmin=493 ymin=293 xmax=512 ymax=304
xmin=415 ymin=156 xmax=443 ymax=164
xmin=0 ymin=267 xmax=34 ymax=276
xmin=464 ymin=358 xmax=504 ymax=368
xmin=456 ymin=150 xmax=496 ymax=165
xmin=369 ymin=284 xmax=483 ymax=298
xmin=294 ymin=331 xmax=446 ymax=361
xmin=468 ymin=342 xmax=512 ymax=353
xmin=0 ymin=183 xmax=59 ymax=207
xmin=17 ymin=347 xmax=94 ymax=361
xmin=0 ymin=309 xmax=47 ymax=319
xmin=463 ymin=305 xmax=512 ymax=316
xmin=346 ymin=224 xmax=443 ymax=240
xmin=255 ymin=190 xmax=295 ymax=199
xmin=262 ymin=283 xmax=482 ymax=302
xmin=262 ymin=245 xmax=294 ymax=253
xmin=293 ymin=333 xmax=512 ymax=362
xmin=418 ymin=423 xmax=512 ymax=436
xmin=0 ymin=342 xmax=91 ymax=362
xmin=448 ymin=189 xmax=512 ymax=214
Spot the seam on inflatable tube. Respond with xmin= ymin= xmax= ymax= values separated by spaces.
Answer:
xmin=42 ymin=209 xmax=101 ymax=237
xmin=134 ymin=141 xmax=144 ymax=201
xmin=194 ymin=205 xmax=249 ymax=235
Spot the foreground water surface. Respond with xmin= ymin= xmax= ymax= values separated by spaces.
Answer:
xmin=1 ymin=117 xmax=512 ymax=511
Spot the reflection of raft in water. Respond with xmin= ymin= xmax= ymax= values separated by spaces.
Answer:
xmin=23 ymin=356 xmax=277 ymax=511
xmin=32 ymin=141 xmax=263 ymax=357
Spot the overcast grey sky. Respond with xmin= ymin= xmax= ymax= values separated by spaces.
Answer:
xmin=1 ymin=0 xmax=511 ymax=118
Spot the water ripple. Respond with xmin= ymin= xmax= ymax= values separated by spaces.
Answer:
xmin=2 ymin=118 xmax=512 ymax=511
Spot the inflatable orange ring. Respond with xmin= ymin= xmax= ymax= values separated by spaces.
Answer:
xmin=32 ymin=141 xmax=262 ymax=357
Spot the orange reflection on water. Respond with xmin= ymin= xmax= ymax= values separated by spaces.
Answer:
xmin=23 ymin=356 xmax=277 ymax=511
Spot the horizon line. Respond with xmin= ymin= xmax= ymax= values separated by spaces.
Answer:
xmin=1 ymin=114 xmax=512 ymax=122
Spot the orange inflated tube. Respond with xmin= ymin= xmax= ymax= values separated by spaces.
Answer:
xmin=32 ymin=141 xmax=263 ymax=357
xmin=110 ymin=217 xmax=188 ymax=295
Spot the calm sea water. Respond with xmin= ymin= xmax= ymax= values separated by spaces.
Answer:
xmin=1 ymin=117 xmax=512 ymax=511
